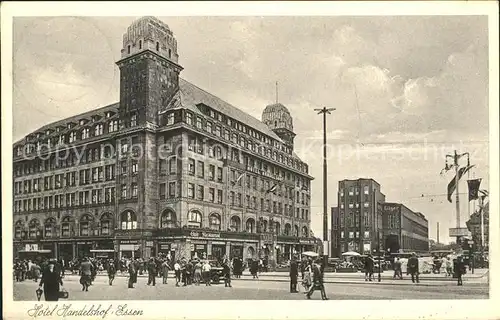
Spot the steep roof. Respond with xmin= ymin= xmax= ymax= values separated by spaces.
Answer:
xmin=178 ymin=78 xmax=283 ymax=143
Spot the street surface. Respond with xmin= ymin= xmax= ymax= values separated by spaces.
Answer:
xmin=14 ymin=273 xmax=488 ymax=301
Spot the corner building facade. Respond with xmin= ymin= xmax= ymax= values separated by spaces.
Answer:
xmin=12 ymin=17 xmax=315 ymax=267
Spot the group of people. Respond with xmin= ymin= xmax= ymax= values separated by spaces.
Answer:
xmin=14 ymin=259 xmax=43 ymax=282
xmin=391 ymin=253 xmax=468 ymax=285
xmin=289 ymin=256 xmax=328 ymax=300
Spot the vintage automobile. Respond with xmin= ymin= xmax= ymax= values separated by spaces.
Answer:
xmin=200 ymin=260 xmax=224 ymax=284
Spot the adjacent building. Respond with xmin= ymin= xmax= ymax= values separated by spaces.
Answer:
xmin=381 ymin=202 xmax=429 ymax=254
xmin=466 ymin=201 xmax=489 ymax=253
xmin=330 ymin=179 xmax=386 ymax=257
xmin=330 ymin=178 xmax=429 ymax=256
xmin=12 ymin=16 xmax=315 ymax=266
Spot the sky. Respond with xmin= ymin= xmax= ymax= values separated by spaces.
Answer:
xmin=12 ymin=16 xmax=490 ymax=243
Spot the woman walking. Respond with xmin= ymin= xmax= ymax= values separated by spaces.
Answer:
xmin=193 ymin=259 xmax=202 ymax=285
xmin=39 ymin=260 xmax=64 ymax=301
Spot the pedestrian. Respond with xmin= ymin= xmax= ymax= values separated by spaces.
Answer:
xmin=455 ymin=256 xmax=466 ymax=286
xmin=364 ymin=254 xmax=375 ymax=281
xmin=161 ymin=259 xmax=170 ymax=284
xmin=32 ymin=263 xmax=41 ymax=282
xmin=393 ymin=257 xmax=403 ymax=280
xmin=302 ymin=259 xmax=313 ymax=292
xmin=407 ymin=252 xmax=420 ymax=284
xmin=107 ymin=259 xmax=116 ymax=286
xmin=39 ymin=259 xmax=64 ymax=301
xmin=193 ymin=259 xmax=202 ymax=285
xmin=202 ymin=260 xmax=212 ymax=286
xmin=445 ymin=256 xmax=453 ymax=277
xmin=306 ymin=259 xmax=328 ymax=300
xmin=223 ymin=259 xmax=232 ymax=288
xmin=174 ymin=260 xmax=181 ymax=287
xmin=79 ymin=257 xmax=93 ymax=292
xmin=128 ymin=258 xmax=138 ymax=289
xmin=181 ymin=258 xmax=187 ymax=286
xmin=147 ymin=257 xmax=157 ymax=286
xmin=186 ymin=259 xmax=193 ymax=285
xmin=289 ymin=256 xmax=299 ymax=293
xmin=250 ymin=258 xmax=259 ymax=279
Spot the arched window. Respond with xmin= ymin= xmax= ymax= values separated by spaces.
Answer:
xmin=156 ymin=41 xmax=160 ymax=51
xmin=187 ymin=210 xmax=202 ymax=228
xmin=284 ymin=223 xmax=291 ymax=236
xmin=28 ymin=219 xmax=41 ymax=239
xmin=44 ymin=217 xmax=57 ymax=238
xmin=247 ymin=246 xmax=255 ymax=259
xmin=302 ymin=226 xmax=308 ymax=238
xmin=209 ymin=213 xmax=221 ymax=231
xmin=61 ymin=216 xmax=73 ymax=237
xmin=79 ymin=214 xmax=94 ymax=236
xmin=245 ymin=218 xmax=255 ymax=233
xmin=100 ymin=212 xmax=113 ymax=236
xmin=274 ymin=221 xmax=281 ymax=235
xmin=161 ymin=209 xmax=177 ymax=229
xmin=139 ymin=40 xmax=142 ymax=49
xmin=121 ymin=210 xmax=137 ymax=230
xmin=230 ymin=216 xmax=241 ymax=232
xmin=14 ymin=220 xmax=24 ymax=239
xmin=294 ymin=225 xmax=299 ymax=237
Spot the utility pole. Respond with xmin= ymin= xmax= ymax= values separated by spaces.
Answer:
xmin=315 ymin=106 xmax=336 ymax=270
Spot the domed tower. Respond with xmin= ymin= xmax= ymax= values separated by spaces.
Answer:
xmin=116 ymin=16 xmax=183 ymax=126
xmin=262 ymin=102 xmax=296 ymax=151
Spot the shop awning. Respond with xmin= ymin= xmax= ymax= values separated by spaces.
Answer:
xmin=18 ymin=250 xmax=51 ymax=253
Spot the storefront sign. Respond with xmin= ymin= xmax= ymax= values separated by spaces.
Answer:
xmin=299 ymin=239 xmax=315 ymax=245
xmin=261 ymin=233 xmax=274 ymax=243
xmin=196 ymin=244 xmax=206 ymax=250
xmin=171 ymin=243 xmax=178 ymax=250
xmin=190 ymin=231 xmax=221 ymax=238
xmin=145 ymin=241 xmax=154 ymax=247
xmin=191 ymin=240 xmax=208 ymax=244
xmin=160 ymin=244 xmax=170 ymax=250
xmin=25 ymin=244 xmax=39 ymax=251
xmin=212 ymin=241 xmax=226 ymax=245
xmin=120 ymin=240 xmax=139 ymax=244
xmin=120 ymin=244 xmax=140 ymax=251
xmin=77 ymin=241 xmax=93 ymax=245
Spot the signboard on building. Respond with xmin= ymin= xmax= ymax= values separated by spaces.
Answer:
xmin=190 ymin=231 xmax=221 ymax=238
xmin=25 ymin=244 xmax=38 ymax=251
xmin=449 ymin=228 xmax=469 ymax=237
xmin=145 ymin=241 xmax=154 ymax=247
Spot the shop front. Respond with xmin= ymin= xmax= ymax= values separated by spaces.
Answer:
xmin=119 ymin=240 xmax=140 ymax=259
xmin=230 ymin=244 xmax=243 ymax=259
xmin=76 ymin=240 xmax=94 ymax=259
xmin=211 ymin=241 xmax=226 ymax=261
xmin=57 ymin=241 xmax=74 ymax=260
xmin=191 ymin=241 xmax=207 ymax=260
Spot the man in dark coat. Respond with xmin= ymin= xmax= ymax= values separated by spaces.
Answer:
xmin=364 ymin=255 xmax=375 ymax=281
xmin=79 ymin=257 xmax=93 ymax=292
xmin=306 ymin=259 xmax=328 ymax=300
xmin=147 ymin=257 xmax=157 ymax=286
xmin=289 ymin=256 xmax=299 ymax=293
xmin=455 ymin=256 xmax=466 ymax=286
xmin=39 ymin=260 xmax=64 ymax=301
xmin=107 ymin=259 xmax=117 ymax=286
xmin=407 ymin=252 xmax=420 ymax=283
xmin=250 ymin=259 xmax=259 ymax=279
xmin=128 ymin=259 xmax=137 ymax=288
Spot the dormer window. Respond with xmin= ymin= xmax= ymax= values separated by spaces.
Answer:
xmin=69 ymin=131 xmax=77 ymax=143
xmin=58 ymin=135 xmax=65 ymax=145
xmin=127 ymin=45 xmax=131 ymax=54
xmin=168 ymin=49 xmax=171 ymax=58
xmin=82 ymin=128 xmax=90 ymax=139
xmin=79 ymin=119 xmax=88 ymax=126
xmin=95 ymin=124 xmax=103 ymax=136
xmin=109 ymin=120 xmax=118 ymax=133
xmin=156 ymin=42 xmax=159 ymax=51
xmin=46 ymin=130 xmax=51 ymax=135
xmin=130 ymin=114 xmax=137 ymax=127
xmin=139 ymin=40 xmax=142 ymax=50
xmin=37 ymin=133 xmax=42 ymax=139
xmin=16 ymin=146 xmax=22 ymax=156
xmin=105 ymin=112 xmax=112 ymax=118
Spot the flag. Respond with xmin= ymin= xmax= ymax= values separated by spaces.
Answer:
xmin=479 ymin=189 xmax=489 ymax=201
xmin=231 ymin=172 xmax=245 ymax=186
xmin=447 ymin=165 xmax=475 ymax=202
xmin=467 ymin=178 xmax=482 ymax=201
xmin=266 ymin=184 xmax=277 ymax=194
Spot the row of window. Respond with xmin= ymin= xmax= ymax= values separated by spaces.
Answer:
xmin=14 ymin=165 xmax=117 ymax=195
xmin=339 ymin=202 xmax=371 ymax=209
xmin=14 ymin=187 xmax=118 ymax=212
xmin=15 ymin=113 xmax=137 ymax=156
xmin=179 ymin=110 xmax=308 ymax=174
xmin=185 ymin=134 xmax=310 ymax=188
xmin=339 ymin=231 xmax=370 ymax=239
xmin=339 ymin=185 xmax=371 ymax=197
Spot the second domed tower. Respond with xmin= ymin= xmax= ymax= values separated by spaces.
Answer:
xmin=262 ymin=102 xmax=296 ymax=151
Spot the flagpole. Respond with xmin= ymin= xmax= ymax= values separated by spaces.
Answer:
xmin=480 ymin=195 xmax=484 ymax=256
xmin=454 ymin=150 xmax=460 ymax=230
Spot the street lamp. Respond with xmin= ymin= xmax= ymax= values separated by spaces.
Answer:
xmin=314 ymin=107 xmax=336 ymax=271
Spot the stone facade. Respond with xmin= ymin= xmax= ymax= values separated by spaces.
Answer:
xmin=12 ymin=17 xmax=315 ymax=267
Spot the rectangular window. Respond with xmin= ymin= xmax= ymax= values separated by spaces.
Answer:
xmin=131 ymin=162 xmax=138 ymax=175
xmin=167 ymin=112 xmax=175 ymax=125
xmin=169 ymin=157 xmax=177 ymax=174
xmin=188 ymin=183 xmax=195 ymax=199
xmin=121 ymin=161 xmax=127 ymax=175
xmin=209 ymin=188 xmax=215 ymax=202
xmin=196 ymin=117 xmax=202 ymax=129
xmin=132 ymin=183 xmax=138 ymax=198
xmin=186 ymin=112 xmax=193 ymax=125
xmin=230 ymin=191 xmax=235 ymax=206
xmin=364 ymin=202 xmax=370 ymax=208
xmin=364 ymin=231 xmax=370 ymax=239
xmin=237 ymin=193 xmax=242 ymax=207
xmin=209 ymin=165 xmax=215 ymax=180
xmin=121 ymin=184 xmax=127 ymax=199
xmin=197 ymin=185 xmax=204 ymax=200
xmin=169 ymin=182 xmax=176 ymax=198
xmin=217 ymin=190 xmax=223 ymax=204
xmin=188 ymin=158 xmax=195 ymax=175
xmin=364 ymin=185 xmax=369 ymax=195
xmin=217 ymin=167 xmax=223 ymax=182
xmin=197 ymin=161 xmax=204 ymax=178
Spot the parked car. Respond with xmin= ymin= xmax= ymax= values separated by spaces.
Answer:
xmin=201 ymin=260 xmax=224 ymax=284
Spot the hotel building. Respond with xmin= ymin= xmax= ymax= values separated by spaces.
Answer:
xmin=12 ymin=16 xmax=315 ymax=266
